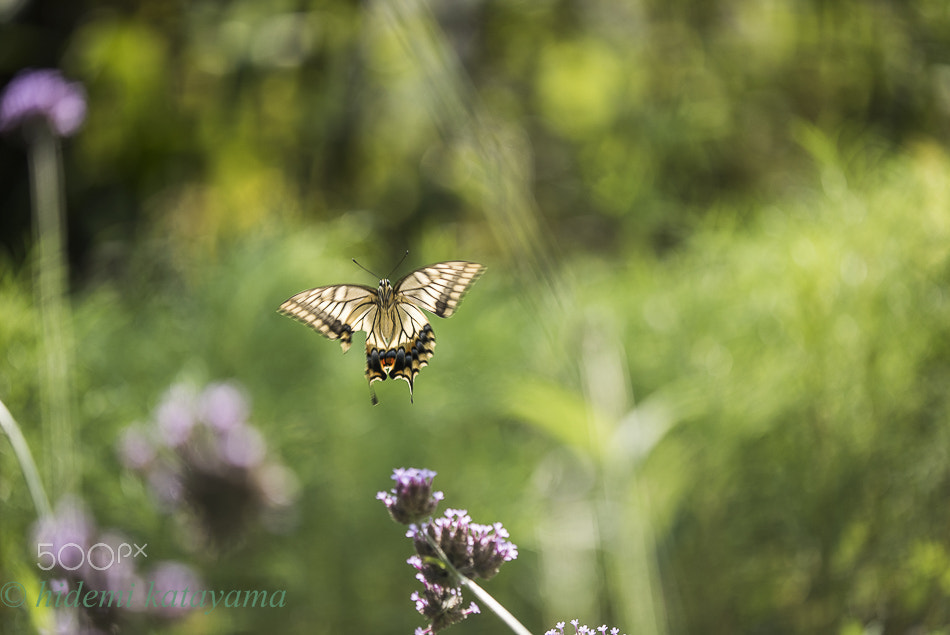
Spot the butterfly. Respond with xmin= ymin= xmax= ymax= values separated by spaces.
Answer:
xmin=278 ymin=260 xmax=485 ymax=404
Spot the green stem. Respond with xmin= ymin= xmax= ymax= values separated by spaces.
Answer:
xmin=28 ymin=121 xmax=77 ymax=498
xmin=0 ymin=398 xmax=52 ymax=520
xmin=422 ymin=531 xmax=534 ymax=635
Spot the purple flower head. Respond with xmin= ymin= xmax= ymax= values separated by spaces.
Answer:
xmin=469 ymin=521 xmax=518 ymax=580
xmin=0 ymin=69 xmax=86 ymax=137
xmin=220 ymin=421 xmax=265 ymax=468
xmin=117 ymin=426 xmax=156 ymax=470
xmin=146 ymin=465 xmax=185 ymax=508
xmin=120 ymin=380 xmax=298 ymax=546
xmin=377 ymin=467 xmax=444 ymax=525
xmin=155 ymin=384 xmax=197 ymax=447
xmin=88 ymin=532 xmax=142 ymax=596
xmin=410 ymin=509 xmax=518 ymax=581
xmin=199 ymin=382 xmax=248 ymax=432
xmin=30 ymin=499 xmax=156 ymax=633
xmin=409 ymin=577 xmax=480 ymax=634
xmin=33 ymin=496 xmax=94 ymax=572
xmin=147 ymin=561 xmax=203 ymax=618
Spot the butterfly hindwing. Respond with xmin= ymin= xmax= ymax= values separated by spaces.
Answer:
xmin=365 ymin=303 xmax=436 ymax=403
xmin=278 ymin=284 xmax=378 ymax=352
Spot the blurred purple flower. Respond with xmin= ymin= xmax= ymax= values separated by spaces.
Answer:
xmin=0 ymin=69 xmax=86 ymax=137
xmin=220 ymin=422 xmax=265 ymax=468
xmin=155 ymin=384 xmax=197 ymax=447
xmin=200 ymin=382 xmax=248 ymax=432
xmin=93 ymin=531 xmax=142 ymax=595
xmin=117 ymin=426 xmax=155 ymax=470
xmin=377 ymin=467 xmax=444 ymax=525
xmin=31 ymin=497 xmax=185 ymax=633
xmin=147 ymin=561 xmax=203 ymax=618
xmin=146 ymin=465 xmax=185 ymax=508
xmin=33 ymin=496 xmax=94 ymax=572
xmin=120 ymin=380 xmax=298 ymax=545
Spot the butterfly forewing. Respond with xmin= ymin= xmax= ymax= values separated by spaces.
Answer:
xmin=278 ymin=284 xmax=378 ymax=352
xmin=395 ymin=261 xmax=486 ymax=318
xmin=278 ymin=260 xmax=484 ymax=403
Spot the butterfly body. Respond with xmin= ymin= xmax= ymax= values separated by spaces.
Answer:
xmin=278 ymin=261 xmax=485 ymax=404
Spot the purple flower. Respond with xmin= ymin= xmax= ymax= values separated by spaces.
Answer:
xmin=33 ymin=496 xmax=94 ymax=572
xmin=146 ymin=465 xmax=185 ymax=508
xmin=120 ymin=380 xmax=298 ymax=545
xmin=31 ymin=498 xmax=156 ymax=632
xmin=117 ymin=426 xmax=155 ymax=470
xmin=220 ymin=422 xmax=265 ymax=468
xmin=0 ymin=69 xmax=86 ymax=136
xmin=200 ymin=382 xmax=249 ymax=432
xmin=409 ymin=578 xmax=480 ymax=634
xmin=147 ymin=561 xmax=203 ymax=618
xmin=380 ymin=468 xmax=518 ymax=633
xmin=410 ymin=509 xmax=518 ymax=581
xmin=377 ymin=467 xmax=444 ymax=525
xmin=155 ymin=384 xmax=197 ymax=447
xmin=545 ymin=620 xmax=627 ymax=635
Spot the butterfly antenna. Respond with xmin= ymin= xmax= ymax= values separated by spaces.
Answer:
xmin=386 ymin=250 xmax=410 ymax=279
xmin=352 ymin=258 xmax=380 ymax=279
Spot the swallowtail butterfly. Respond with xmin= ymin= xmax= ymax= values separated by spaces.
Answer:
xmin=278 ymin=260 xmax=485 ymax=404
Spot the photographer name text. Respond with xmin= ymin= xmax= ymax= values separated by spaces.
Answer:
xmin=1 ymin=580 xmax=286 ymax=614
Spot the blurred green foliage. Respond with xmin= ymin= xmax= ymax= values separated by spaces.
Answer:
xmin=4 ymin=0 xmax=950 ymax=633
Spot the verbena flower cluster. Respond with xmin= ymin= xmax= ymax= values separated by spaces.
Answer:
xmin=118 ymin=382 xmax=299 ymax=546
xmin=409 ymin=509 xmax=519 ymax=582
xmin=377 ymin=467 xmax=444 ymax=524
xmin=32 ymin=496 xmax=201 ymax=633
xmin=0 ymin=69 xmax=86 ymax=137
xmin=377 ymin=468 xmax=518 ymax=634
xmin=545 ymin=620 xmax=628 ymax=635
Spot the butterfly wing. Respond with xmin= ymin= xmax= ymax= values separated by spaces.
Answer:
xmin=394 ymin=261 xmax=486 ymax=317
xmin=278 ymin=284 xmax=378 ymax=353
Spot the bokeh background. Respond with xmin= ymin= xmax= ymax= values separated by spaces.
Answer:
xmin=4 ymin=0 xmax=950 ymax=633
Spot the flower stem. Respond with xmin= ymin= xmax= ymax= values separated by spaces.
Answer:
xmin=0 ymin=398 xmax=52 ymax=520
xmin=422 ymin=530 xmax=534 ymax=635
xmin=28 ymin=121 xmax=77 ymax=498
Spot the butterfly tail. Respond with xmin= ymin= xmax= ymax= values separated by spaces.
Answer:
xmin=369 ymin=383 xmax=379 ymax=406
